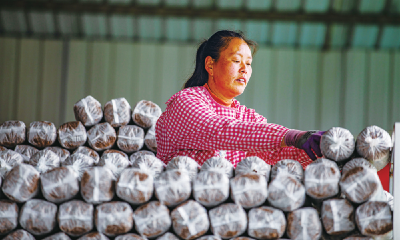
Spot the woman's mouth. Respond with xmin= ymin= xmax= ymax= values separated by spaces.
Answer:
xmin=236 ymin=78 xmax=246 ymax=84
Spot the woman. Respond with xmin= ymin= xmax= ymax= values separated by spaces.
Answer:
xmin=155 ymin=30 xmax=324 ymax=168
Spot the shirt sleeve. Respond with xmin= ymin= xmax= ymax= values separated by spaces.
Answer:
xmin=161 ymin=91 xmax=290 ymax=152
xmin=245 ymin=101 xmax=313 ymax=168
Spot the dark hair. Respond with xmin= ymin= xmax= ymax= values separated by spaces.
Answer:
xmin=183 ymin=30 xmax=257 ymax=89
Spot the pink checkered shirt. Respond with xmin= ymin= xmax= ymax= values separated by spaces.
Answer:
xmin=155 ymin=86 xmax=312 ymax=168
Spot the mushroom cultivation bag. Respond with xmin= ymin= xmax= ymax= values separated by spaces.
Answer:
xmin=116 ymin=168 xmax=154 ymax=205
xmin=40 ymin=166 xmax=79 ymax=203
xmin=200 ymin=153 xmax=234 ymax=178
xmin=117 ymin=125 xmax=145 ymax=153
xmin=208 ymin=203 xmax=247 ymax=239
xmin=95 ymin=201 xmax=134 ymax=237
xmin=154 ymin=169 xmax=192 ymax=207
xmin=0 ymin=200 xmax=19 ymax=235
xmin=133 ymin=201 xmax=171 ymax=239
xmin=248 ymin=206 xmax=286 ymax=239
xmin=145 ymin=125 xmax=157 ymax=152
xmin=58 ymin=200 xmax=94 ymax=237
xmin=58 ymin=121 xmax=87 ymax=150
xmin=171 ymin=200 xmax=210 ymax=240
xmin=14 ymin=145 xmax=39 ymax=164
xmin=286 ymin=207 xmax=322 ymax=240
xmin=3 ymin=229 xmax=36 ymax=240
xmin=268 ymin=174 xmax=306 ymax=212
xmin=0 ymin=149 xmax=24 ymax=178
xmin=97 ymin=152 xmax=131 ymax=180
xmin=27 ymin=121 xmax=57 ymax=148
xmin=166 ymin=156 xmax=199 ymax=181
xmin=235 ymin=156 xmax=271 ymax=179
xmin=131 ymin=154 xmax=164 ymax=179
xmin=230 ymin=172 xmax=268 ymax=208
xmin=74 ymin=95 xmax=103 ymax=127
xmin=19 ymin=199 xmax=57 ymax=236
xmin=132 ymin=100 xmax=162 ymax=129
xmin=81 ymin=167 xmax=115 ymax=205
xmin=2 ymin=163 xmax=40 ymax=203
xmin=72 ymin=146 xmax=100 ymax=165
xmin=356 ymin=125 xmax=392 ymax=171
xmin=87 ymin=123 xmax=117 ymax=151
xmin=304 ymin=158 xmax=341 ymax=200
xmin=62 ymin=153 xmax=96 ymax=180
xmin=320 ymin=127 xmax=355 ymax=162
xmin=321 ymin=199 xmax=356 ymax=235
xmin=193 ymin=170 xmax=230 ymax=207
xmin=29 ymin=149 xmax=60 ymax=174
xmin=0 ymin=120 xmax=26 ymax=148
xmin=270 ymin=159 xmax=304 ymax=183
xmin=104 ymin=98 xmax=131 ymax=127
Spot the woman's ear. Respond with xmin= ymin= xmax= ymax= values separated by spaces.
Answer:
xmin=205 ymin=56 xmax=214 ymax=76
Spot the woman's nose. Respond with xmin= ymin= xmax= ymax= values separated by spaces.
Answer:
xmin=240 ymin=62 xmax=247 ymax=73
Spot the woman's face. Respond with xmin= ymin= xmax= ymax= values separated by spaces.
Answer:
xmin=206 ymin=37 xmax=253 ymax=99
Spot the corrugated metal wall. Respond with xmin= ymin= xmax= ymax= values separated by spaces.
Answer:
xmin=0 ymin=37 xmax=399 ymax=135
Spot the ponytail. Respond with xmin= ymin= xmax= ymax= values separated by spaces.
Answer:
xmin=184 ymin=40 xmax=209 ymax=88
xmin=183 ymin=30 xmax=257 ymax=89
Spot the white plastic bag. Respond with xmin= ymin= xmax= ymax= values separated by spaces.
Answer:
xmin=171 ymin=200 xmax=209 ymax=240
xmin=19 ymin=199 xmax=57 ymax=236
xmin=40 ymin=166 xmax=79 ymax=203
xmin=74 ymin=95 xmax=103 ymax=127
xmin=87 ymin=123 xmax=117 ymax=151
xmin=95 ymin=202 xmax=133 ymax=237
xmin=235 ymin=156 xmax=271 ymax=179
xmin=117 ymin=125 xmax=145 ymax=153
xmin=27 ymin=121 xmax=57 ymax=148
xmin=356 ymin=126 xmax=392 ymax=171
xmin=321 ymin=127 xmax=355 ymax=162
xmin=104 ymin=98 xmax=131 ymax=127
xmin=133 ymin=201 xmax=171 ymax=238
xmin=132 ymin=100 xmax=162 ymax=129
xmin=116 ymin=168 xmax=154 ymax=205
xmin=58 ymin=200 xmax=93 ymax=237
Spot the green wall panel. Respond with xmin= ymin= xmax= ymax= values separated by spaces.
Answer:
xmin=40 ymin=40 xmax=63 ymax=126
xmin=344 ymin=50 xmax=367 ymax=135
xmin=65 ymin=40 xmax=88 ymax=122
xmin=367 ymin=51 xmax=390 ymax=130
xmin=108 ymin=42 xmax=135 ymax=106
xmin=1 ymin=37 xmax=399 ymax=134
xmin=17 ymin=39 xmax=41 ymax=125
xmin=296 ymin=50 xmax=320 ymax=130
xmin=0 ymin=38 xmax=18 ymax=123
xmin=274 ymin=49 xmax=296 ymax=128
xmin=320 ymin=51 xmax=342 ymax=131
xmin=87 ymin=41 xmax=111 ymax=105
xmin=392 ymin=52 xmax=400 ymax=129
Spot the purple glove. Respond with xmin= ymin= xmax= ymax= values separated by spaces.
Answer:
xmin=285 ymin=130 xmax=325 ymax=160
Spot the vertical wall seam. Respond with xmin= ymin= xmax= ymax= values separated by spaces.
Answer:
xmin=315 ymin=50 xmax=323 ymax=130
xmin=37 ymin=39 xmax=45 ymax=121
xmin=85 ymin=40 xmax=92 ymax=96
xmin=339 ymin=49 xmax=347 ymax=128
xmin=388 ymin=51 xmax=394 ymax=131
xmin=364 ymin=51 xmax=370 ymax=126
xmin=13 ymin=38 xmax=21 ymax=120
xmin=293 ymin=50 xmax=300 ymax=129
xmin=59 ymin=39 xmax=70 ymax=126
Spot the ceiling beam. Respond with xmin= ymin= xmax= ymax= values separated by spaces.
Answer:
xmin=2 ymin=0 xmax=400 ymax=25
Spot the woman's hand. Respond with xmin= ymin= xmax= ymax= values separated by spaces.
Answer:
xmin=284 ymin=130 xmax=325 ymax=160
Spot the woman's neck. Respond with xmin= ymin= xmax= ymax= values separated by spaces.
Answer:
xmin=204 ymin=83 xmax=234 ymax=107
